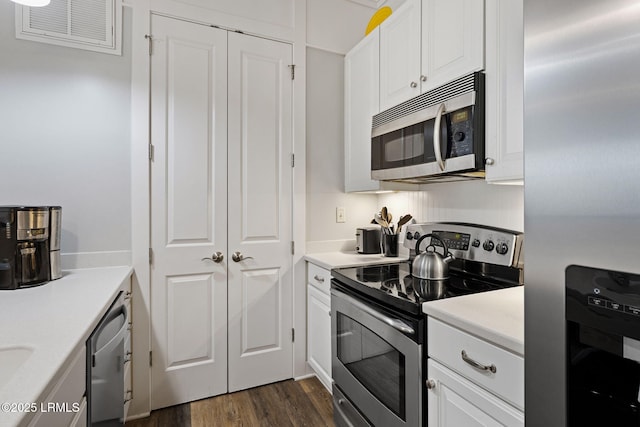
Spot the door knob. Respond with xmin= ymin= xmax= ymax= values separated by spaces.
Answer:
xmin=202 ymin=252 xmax=224 ymax=263
xmin=232 ymin=251 xmax=254 ymax=262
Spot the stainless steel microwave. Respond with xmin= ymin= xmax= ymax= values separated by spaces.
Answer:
xmin=371 ymin=72 xmax=485 ymax=183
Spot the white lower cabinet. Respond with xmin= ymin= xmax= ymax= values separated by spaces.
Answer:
xmin=28 ymin=346 xmax=86 ymax=427
xmin=69 ymin=398 xmax=87 ymax=427
xmin=428 ymin=359 xmax=523 ymax=427
xmin=427 ymin=317 xmax=524 ymax=427
xmin=306 ymin=262 xmax=332 ymax=392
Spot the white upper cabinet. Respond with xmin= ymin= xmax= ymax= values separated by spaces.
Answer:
xmin=484 ymin=0 xmax=524 ymax=183
xmin=379 ymin=0 xmax=422 ymax=111
xmin=345 ymin=27 xmax=418 ymax=192
xmin=345 ymin=0 xmax=523 ymax=189
xmin=379 ymin=0 xmax=485 ymax=111
xmin=345 ymin=28 xmax=381 ymax=192
xmin=422 ymin=0 xmax=485 ymax=90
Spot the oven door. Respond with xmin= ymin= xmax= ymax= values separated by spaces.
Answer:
xmin=331 ymin=287 xmax=422 ymax=427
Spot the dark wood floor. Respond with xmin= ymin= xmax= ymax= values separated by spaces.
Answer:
xmin=126 ymin=377 xmax=333 ymax=427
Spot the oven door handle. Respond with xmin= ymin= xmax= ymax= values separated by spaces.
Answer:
xmin=338 ymin=290 xmax=415 ymax=336
xmin=433 ymin=103 xmax=446 ymax=171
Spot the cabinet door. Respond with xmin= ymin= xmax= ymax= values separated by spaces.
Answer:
xmin=379 ymin=0 xmax=421 ymax=110
xmin=484 ymin=0 xmax=524 ymax=182
xmin=307 ymin=285 xmax=332 ymax=391
xmin=28 ymin=347 xmax=86 ymax=427
xmin=345 ymin=29 xmax=381 ymax=193
xmin=421 ymin=0 xmax=484 ymax=91
xmin=428 ymin=359 xmax=524 ymax=427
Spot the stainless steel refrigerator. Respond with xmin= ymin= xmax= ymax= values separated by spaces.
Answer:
xmin=524 ymin=0 xmax=640 ymax=425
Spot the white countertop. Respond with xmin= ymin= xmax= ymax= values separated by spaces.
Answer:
xmin=423 ymin=286 xmax=524 ymax=356
xmin=304 ymin=251 xmax=409 ymax=270
xmin=0 ymin=266 xmax=132 ymax=427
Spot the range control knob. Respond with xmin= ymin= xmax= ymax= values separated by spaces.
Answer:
xmin=483 ymin=240 xmax=495 ymax=252
xmin=406 ymin=231 xmax=414 ymax=240
xmin=472 ymin=239 xmax=481 ymax=248
xmin=413 ymin=232 xmax=421 ymax=240
xmin=496 ymin=243 xmax=509 ymax=255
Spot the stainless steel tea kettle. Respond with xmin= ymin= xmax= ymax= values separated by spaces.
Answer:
xmin=412 ymin=234 xmax=455 ymax=280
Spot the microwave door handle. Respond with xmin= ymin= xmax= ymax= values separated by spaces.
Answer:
xmin=433 ymin=103 xmax=446 ymax=171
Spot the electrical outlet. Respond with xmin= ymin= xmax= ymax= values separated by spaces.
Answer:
xmin=336 ymin=207 xmax=346 ymax=223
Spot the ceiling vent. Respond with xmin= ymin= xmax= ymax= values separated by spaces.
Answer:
xmin=15 ymin=0 xmax=122 ymax=55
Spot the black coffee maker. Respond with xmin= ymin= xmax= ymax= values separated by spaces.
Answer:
xmin=0 ymin=206 xmax=51 ymax=290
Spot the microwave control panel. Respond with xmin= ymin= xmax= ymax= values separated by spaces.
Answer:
xmin=448 ymin=107 xmax=474 ymax=158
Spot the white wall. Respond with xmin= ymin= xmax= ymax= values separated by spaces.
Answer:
xmin=0 ymin=3 xmax=133 ymax=268
xmin=307 ymin=0 xmax=407 ymax=54
xmin=379 ymin=181 xmax=525 ymax=233
xmin=306 ymin=47 xmax=378 ymax=252
xmin=307 ymin=0 xmax=375 ymax=53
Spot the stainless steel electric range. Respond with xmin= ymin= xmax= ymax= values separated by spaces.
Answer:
xmin=330 ymin=222 xmax=524 ymax=427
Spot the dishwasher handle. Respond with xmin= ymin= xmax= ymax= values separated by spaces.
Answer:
xmin=92 ymin=303 xmax=129 ymax=365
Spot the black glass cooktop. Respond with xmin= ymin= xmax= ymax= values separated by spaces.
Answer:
xmin=331 ymin=261 xmax=519 ymax=316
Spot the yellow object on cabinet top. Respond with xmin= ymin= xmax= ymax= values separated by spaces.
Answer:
xmin=365 ymin=6 xmax=392 ymax=35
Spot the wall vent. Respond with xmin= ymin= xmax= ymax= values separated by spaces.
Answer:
xmin=15 ymin=0 xmax=122 ymax=55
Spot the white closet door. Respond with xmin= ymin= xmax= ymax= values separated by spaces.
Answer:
xmin=226 ymin=32 xmax=294 ymax=392
xmin=149 ymin=14 xmax=228 ymax=409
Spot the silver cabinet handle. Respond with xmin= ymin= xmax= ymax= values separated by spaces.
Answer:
xmin=232 ymin=251 xmax=254 ymax=262
xmin=410 ymin=81 xmax=418 ymax=88
xmin=420 ymin=75 xmax=427 ymax=82
xmin=202 ymin=251 xmax=224 ymax=263
xmin=461 ymin=350 xmax=497 ymax=373
xmin=425 ymin=379 xmax=436 ymax=390
xmin=433 ymin=103 xmax=446 ymax=171
xmin=314 ymin=275 xmax=325 ymax=283
xmin=485 ymin=157 xmax=495 ymax=166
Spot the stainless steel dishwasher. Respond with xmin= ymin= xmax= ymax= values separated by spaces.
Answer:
xmin=87 ymin=291 xmax=130 ymax=426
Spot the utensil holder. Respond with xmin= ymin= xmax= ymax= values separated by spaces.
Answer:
xmin=382 ymin=234 xmax=398 ymax=257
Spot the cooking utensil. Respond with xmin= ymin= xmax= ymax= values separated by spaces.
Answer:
xmin=412 ymin=234 xmax=454 ymax=280
xmin=381 ymin=207 xmax=389 ymax=222
xmin=374 ymin=212 xmax=390 ymax=234
xmin=397 ymin=214 xmax=413 ymax=233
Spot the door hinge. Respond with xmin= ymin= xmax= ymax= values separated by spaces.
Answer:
xmin=291 ymin=241 xmax=295 ymax=255
xmin=149 ymin=248 xmax=153 ymax=265
xmin=149 ymin=351 xmax=153 ymax=366
xmin=291 ymin=153 xmax=295 ymax=167
xmin=145 ymin=34 xmax=153 ymax=55
xmin=149 ymin=144 xmax=154 ymax=161
xmin=288 ymin=64 xmax=295 ymax=80
xmin=291 ymin=328 xmax=295 ymax=342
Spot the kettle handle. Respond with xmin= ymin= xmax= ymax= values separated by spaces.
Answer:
xmin=414 ymin=233 xmax=450 ymax=257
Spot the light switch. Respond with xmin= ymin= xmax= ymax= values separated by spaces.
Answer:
xmin=336 ymin=207 xmax=346 ymax=223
